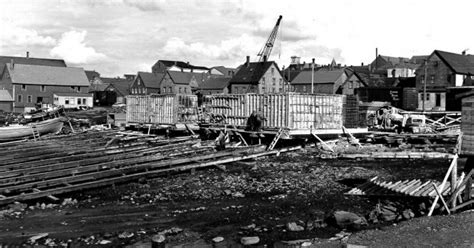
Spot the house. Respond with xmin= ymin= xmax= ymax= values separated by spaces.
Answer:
xmin=386 ymin=62 xmax=419 ymax=78
xmin=53 ymin=92 xmax=93 ymax=109
xmin=129 ymin=72 xmax=165 ymax=95
xmin=160 ymin=71 xmax=208 ymax=94
xmin=415 ymin=50 xmax=474 ymax=111
xmin=210 ymin=66 xmax=236 ymax=77
xmin=152 ymin=60 xmax=209 ymax=74
xmin=228 ymin=56 xmax=285 ymax=94
xmin=0 ymin=53 xmax=66 ymax=78
xmin=290 ymin=68 xmax=365 ymax=95
xmin=198 ymin=77 xmax=231 ymax=95
xmin=0 ymin=63 xmax=91 ymax=112
xmin=370 ymin=54 xmax=410 ymax=71
xmin=0 ymin=89 xmax=14 ymax=112
xmin=103 ymin=77 xmax=133 ymax=103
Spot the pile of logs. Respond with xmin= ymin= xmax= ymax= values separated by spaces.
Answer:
xmin=0 ymin=130 xmax=301 ymax=206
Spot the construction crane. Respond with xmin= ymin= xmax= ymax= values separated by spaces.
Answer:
xmin=257 ymin=15 xmax=282 ymax=62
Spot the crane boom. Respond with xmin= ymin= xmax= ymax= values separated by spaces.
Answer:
xmin=257 ymin=15 xmax=282 ymax=62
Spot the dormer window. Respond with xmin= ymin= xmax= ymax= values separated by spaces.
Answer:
xmin=21 ymin=84 xmax=26 ymax=91
xmin=40 ymin=85 xmax=46 ymax=92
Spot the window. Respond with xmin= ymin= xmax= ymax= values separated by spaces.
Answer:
xmin=348 ymin=81 xmax=353 ymax=89
xmin=144 ymin=88 xmax=147 ymax=94
xmin=82 ymin=98 xmax=87 ymax=105
xmin=54 ymin=97 xmax=59 ymax=101
xmin=65 ymin=98 xmax=70 ymax=105
xmin=272 ymin=88 xmax=276 ymax=93
xmin=27 ymin=95 xmax=32 ymax=103
xmin=184 ymin=87 xmax=188 ymax=93
xmin=17 ymin=94 xmax=22 ymax=102
xmin=303 ymin=85 xmax=307 ymax=92
xmin=169 ymin=87 xmax=172 ymax=93
xmin=40 ymin=85 xmax=46 ymax=92
xmin=279 ymin=79 xmax=283 ymax=85
xmin=77 ymin=98 xmax=82 ymax=105
xmin=272 ymin=78 xmax=276 ymax=85
xmin=77 ymin=87 xmax=81 ymax=92
xmin=271 ymin=68 xmax=275 ymax=75
xmin=262 ymin=77 xmax=265 ymax=83
xmin=179 ymin=87 xmax=183 ymax=93
xmin=21 ymin=84 xmax=26 ymax=91
xmin=425 ymin=94 xmax=430 ymax=101
xmin=430 ymin=75 xmax=435 ymax=83
xmin=71 ymin=86 xmax=75 ymax=91
xmin=279 ymin=88 xmax=282 ymax=92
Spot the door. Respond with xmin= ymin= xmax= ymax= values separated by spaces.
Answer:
xmin=435 ymin=93 xmax=441 ymax=107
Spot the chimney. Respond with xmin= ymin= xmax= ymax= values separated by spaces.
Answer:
xmin=462 ymin=50 xmax=466 ymax=56
xmin=246 ymin=56 xmax=250 ymax=67
xmin=361 ymin=62 xmax=364 ymax=66
xmin=375 ymin=47 xmax=378 ymax=70
xmin=26 ymin=51 xmax=29 ymax=59
xmin=10 ymin=59 xmax=14 ymax=70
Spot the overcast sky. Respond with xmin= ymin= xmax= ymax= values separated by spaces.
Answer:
xmin=1 ymin=0 xmax=473 ymax=77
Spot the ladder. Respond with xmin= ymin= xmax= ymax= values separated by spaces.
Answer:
xmin=31 ymin=125 xmax=40 ymax=141
xmin=267 ymin=128 xmax=284 ymax=151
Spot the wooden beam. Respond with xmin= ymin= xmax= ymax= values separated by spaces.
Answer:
xmin=432 ymin=183 xmax=451 ymax=215
xmin=428 ymin=155 xmax=458 ymax=216
xmin=311 ymin=131 xmax=335 ymax=153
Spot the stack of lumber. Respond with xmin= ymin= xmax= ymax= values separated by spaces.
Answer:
xmin=0 ymin=130 xmax=301 ymax=206
xmin=461 ymin=95 xmax=474 ymax=155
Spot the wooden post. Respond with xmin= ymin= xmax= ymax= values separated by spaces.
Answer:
xmin=311 ymin=131 xmax=335 ymax=153
xmin=451 ymin=159 xmax=458 ymax=209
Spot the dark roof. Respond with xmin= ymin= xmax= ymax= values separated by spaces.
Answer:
xmin=291 ymin=69 xmax=345 ymax=85
xmin=379 ymin=55 xmax=410 ymax=65
xmin=85 ymin=70 xmax=100 ymax=81
xmin=6 ymin=63 xmax=90 ymax=86
xmin=89 ymin=83 xmax=109 ymax=92
xmin=199 ymin=77 xmax=231 ymax=90
xmin=137 ymin=72 xmax=164 ymax=89
xmin=229 ymin=61 xmax=275 ymax=84
xmin=102 ymin=78 xmax=133 ymax=96
xmin=0 ymin=56 xmax=66 ymax=68
xmin=168 ymin=71 xmax=208 ymax=86
xmin=410 ymin=55 xmax=429 ymax=64
xmin=156 ymin=60 xmax=209 ymax=71
xmin=434 ymin=50 xmax=474 ymax=75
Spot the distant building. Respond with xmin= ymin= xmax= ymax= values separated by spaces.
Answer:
xmin=102 ymin=77 xmax=133 ymax=104
xmin=290 ymin=68 xmax=365 ymax=95
xmin=0 ymin=63 xmax=91 ymax=112
xmin=160 ymin=71 xmax=208 ymax=94
xmin=152 ymin=60 xmax=209 ymax=74
xmin=0 ymin=53 xmax=67 ymax=79
xmin=415 ymin=50 xmax=474 ymax=111
xmin=210 ymin=66 xmax=236 ymax=77
xmin=130 ymin=72 xmax=165 ymax=95
xmin=229 ymin=56 xmax=285 ymax=94
xmin=198 ymin=77 xmax=231 ymax=95
xmin=370 ymin=55 xmax=410 ymax=71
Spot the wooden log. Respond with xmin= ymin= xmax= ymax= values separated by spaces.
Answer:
xmin=0 ymin=145 xmax=300 ymax=205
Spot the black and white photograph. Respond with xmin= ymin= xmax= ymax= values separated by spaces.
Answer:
xmin=0 ymin=0 xmax=473 ymax=247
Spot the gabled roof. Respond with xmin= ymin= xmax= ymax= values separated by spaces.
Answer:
xmin=167 ymin=71 xmax=208 ymax=85
xmin=156 ymin=60 xmax=209 ymax=71
xmin=0 ymin=90 xmax=13 ymax=101
xmin=6 ymin=63 xmax=90 ymax=86
xmin=85 ymin=70 xmax=100 ymax=81
xmin=410 ymin=55 xmax=429 ymax=64
xmin=379 ymin=55 xmax=410 ymax=65
xmin=0 ymin=56 xmax=66 ymax=68
xmin=291 ymin=69 xmax=345 ymax=85
xmin=229 ymin=61 xmax=276 ymax=84
xmin=102 ymin=77 xmax=133 ymax=96
xmin=434 ymin=50 xmax=474 ymax=75
xmin=137 ymin=72 xmax=164 ymax=89
xmin=211 ymin=66 xmax=236 ymax=77
xmin=199 ymin=77 xmax=231 ymax=90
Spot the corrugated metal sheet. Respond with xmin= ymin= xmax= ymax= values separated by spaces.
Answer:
xmin=461 ymin=95 xmax=474 ymax=155
xmin=204 ymin=93 xmax=344 ymax=130
xmin=126 ymin=94 xmax=198 ymax=124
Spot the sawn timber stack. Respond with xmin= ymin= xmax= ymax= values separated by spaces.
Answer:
xmin=0 ymin=130 xmax=301 ymax=206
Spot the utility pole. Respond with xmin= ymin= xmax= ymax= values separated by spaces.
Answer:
xmin=311 ymin=58 xmax=315 ymax=94
xmin=422 ymin=60 xmax=427 ymax=113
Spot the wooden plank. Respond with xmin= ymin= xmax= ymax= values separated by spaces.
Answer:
xmin=428 ymin=155 xmax=458 ymax=216
xmin=432 ymin=183 xmax=451 ymax=215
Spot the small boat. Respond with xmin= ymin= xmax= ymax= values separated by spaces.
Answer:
xmin=0 ymin=117 xmax=65 ymax=142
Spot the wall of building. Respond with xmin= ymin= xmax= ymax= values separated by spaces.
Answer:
xmin=14 ymin=84 xmax=89 ymax=111
xmin=417 ymin=92 xmax=446 ymax=111
xmin=292 ymin=83 xmax=334 ymax=94
xmin=53 ymin=95 xmax=93 ymax=109
xmin=258 ymin=64 xmax=284 ymax=93
xmin=415 ymin=54 xmax=455 ymax=92
xmin=0 ymin=101 xmax=13 ymax=112
xmin=387 ymin=68 xmax=416 ymax=78
xmin=160 ymin=74 xmax=191 ymax=94
xmin=200 ymin=88 xmax=228 ymax=95
xmin=341 ymin=74 xmax=363 ymax=95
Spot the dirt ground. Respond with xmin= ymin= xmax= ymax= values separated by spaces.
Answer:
xmin=0 ymin=148 xmax=472 ymax=247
